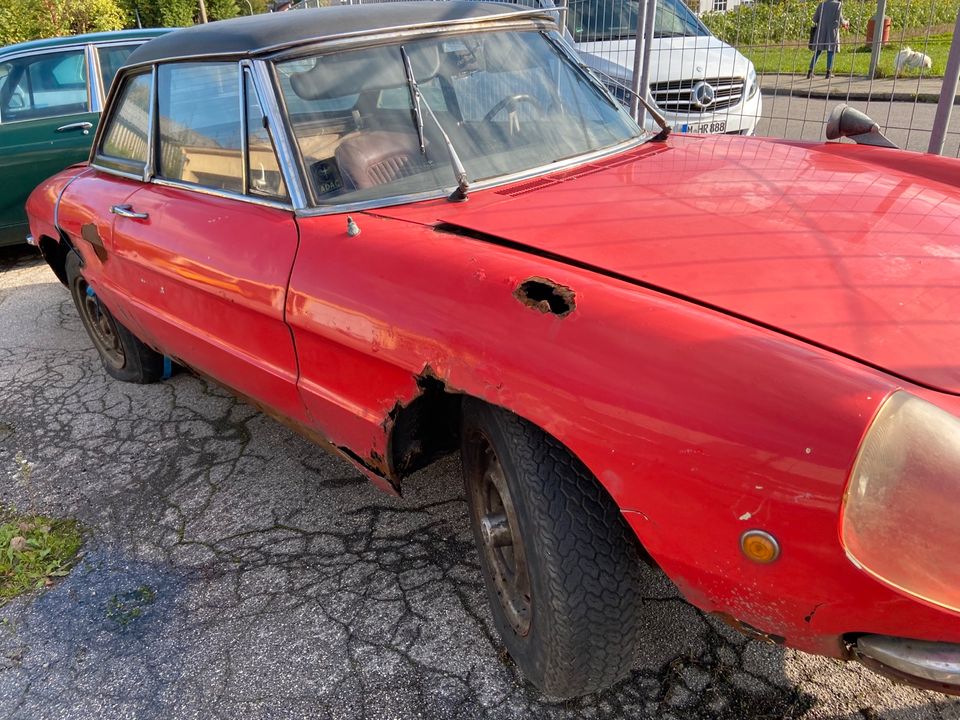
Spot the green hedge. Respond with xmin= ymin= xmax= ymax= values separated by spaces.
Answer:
xmin=701 ymin=0 xmax=957 ymax=46
xmin=0 ymin=0 xmax=264 ymax=46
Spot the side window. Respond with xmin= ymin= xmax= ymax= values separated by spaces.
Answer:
xmin=0 ymin=49 xmax=88 ymax=123
xmin=99 ymin=72 xmax=152 ymax=170
xmin=244 ymin=71 xmax=287 ymax=200
xmin=157 ymin=62 xmax=242 ymax=193
xmin=97 ymin=45 xmax=139 ymax=96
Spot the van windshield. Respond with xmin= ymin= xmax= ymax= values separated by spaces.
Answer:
xmin=567 ymin=0 xmax=710 ymax=43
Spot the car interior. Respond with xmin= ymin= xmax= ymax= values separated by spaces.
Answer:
xmin=277 ymin=30 xmax=638 ymax=204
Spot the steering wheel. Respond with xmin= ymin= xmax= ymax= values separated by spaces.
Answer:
xmin=482 ymin=94 xmax=544 ymax=130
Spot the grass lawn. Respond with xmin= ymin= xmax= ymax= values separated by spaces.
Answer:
xmin=740 ymin=32 xmax=953 ymax=77
xmin=1 ymin=512 xmax=82 ymax=605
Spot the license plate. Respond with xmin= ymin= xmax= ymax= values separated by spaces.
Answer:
xmin=680 ymin=120 xmax=727 ymax=134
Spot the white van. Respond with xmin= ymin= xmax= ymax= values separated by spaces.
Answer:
xmin=289 ymin=0 xmax=762 ymax=135
xmin=555 ymin=0 xmax=762 ymax=134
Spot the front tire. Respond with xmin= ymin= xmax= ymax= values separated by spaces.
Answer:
xmin=461 ymin=399 xmax=644 ymax=697
xmin=66 ymin=252 xmax=164 ymax=384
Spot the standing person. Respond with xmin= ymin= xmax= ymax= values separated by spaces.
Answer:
xmin=807 ymin=0 xmax=849 ymax=79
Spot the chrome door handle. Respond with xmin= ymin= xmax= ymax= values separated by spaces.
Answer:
xmin=56 ymin=121 xmax=93 ymax=135
xmin=110 ymin=204 xmax=149 ymax=220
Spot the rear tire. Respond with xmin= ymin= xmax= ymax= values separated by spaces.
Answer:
xmin=66 ymin=252 xmax=164 ymax=384
xmin=461 ymin=399 xmax=643 ymax=697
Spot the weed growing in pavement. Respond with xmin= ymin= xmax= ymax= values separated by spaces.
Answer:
xmin=12 ymin=451 xmax=38 ymax=511
xmin=0 ymin=511 xmax=82 ymax=606
xmin=106 ymin=585 xmax=157 ymax=626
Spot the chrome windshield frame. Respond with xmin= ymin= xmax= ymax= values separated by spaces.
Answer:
xmin=293 ymin=134 xmax=646 ymax=218
xmin=270 ymin=24 xmax=648 ymax=213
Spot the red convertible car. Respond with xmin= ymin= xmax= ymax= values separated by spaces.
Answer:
xmin=25 ymin=2 xmax=960 ymax=698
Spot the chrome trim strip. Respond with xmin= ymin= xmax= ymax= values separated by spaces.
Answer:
xmin=239 ymin=65 xmax=250 ymax=196
xmin=151 ymin=177 xmax=294 ymax=212
xmin=294 ymin=135 xmax=647 ymax=218
xmin=90 ymin=163 xmax=145 ymax=182
xmin=144 ymin=65 xmax=158 ymax=181
xmin=264 ymin=19 xmax=556 ymax=61
xmin=54 ymin=167 xmax=94 ymax=236
xmin=0 ymin=108 xmax=94 ymax=126
xmin=117 ymin=11 xmax=556 ymax=72
xmin=86 ymin=44 xmax=102 ymax=112
xmin=258 ymin=9 xmax=556 ymax=57
xmin=0 ymin=44 xmax=87 ymax=63
xmin=252 ymin=59 xmax=307 ymax=210
xmin=92 ymin=38 xmax=158 ymax=48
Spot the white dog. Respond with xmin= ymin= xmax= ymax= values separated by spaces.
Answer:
xmin=894 ymin=47 xmax=933 ymax=74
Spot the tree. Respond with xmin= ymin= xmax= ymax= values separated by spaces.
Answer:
xmin=206 ymin=0 xmax=240 ymax=20
xmin=0 ymin=0 xmax=128 ymax=45
xmin=122 ymin=0 xmax=196 ymax=28
xmin=0 ymin=0 xmax=267 ymax=44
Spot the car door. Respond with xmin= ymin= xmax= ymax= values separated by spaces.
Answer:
xmin=0 ymin=46 xmax=98 ymax=245
xmin=104 ymin=61 xmax=307 ymax=423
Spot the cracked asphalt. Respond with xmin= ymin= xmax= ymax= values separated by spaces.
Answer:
xmin=1 ymin=247 xmax=958 ymax=720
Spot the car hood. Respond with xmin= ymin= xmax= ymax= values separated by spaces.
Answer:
xmin=578 ymin=35 xmax=753 ymax=83
xmin=380 ymin=136 xmax=960 ymax=394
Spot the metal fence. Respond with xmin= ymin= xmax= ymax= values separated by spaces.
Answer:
xmin=290 ymin=0 xmax=960 ymax=156
xmin=690 ymin=0 xmax=960 ymax=156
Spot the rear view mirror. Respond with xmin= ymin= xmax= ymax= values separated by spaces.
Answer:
xmin=825 ymin=104 xmax=898 ymax=149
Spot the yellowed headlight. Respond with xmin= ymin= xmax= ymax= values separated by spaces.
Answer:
xmin=842 ymin=391 xmax=960 ymax=612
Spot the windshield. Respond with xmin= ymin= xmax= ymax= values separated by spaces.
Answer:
xmin=567 ymin=0 xmax=710 ymax=43
xmin=274 ymin=29 xmax=642 ymax=206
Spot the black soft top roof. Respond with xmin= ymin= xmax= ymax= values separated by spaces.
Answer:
xmin=125 ymin=2 xmax=551 ymax=66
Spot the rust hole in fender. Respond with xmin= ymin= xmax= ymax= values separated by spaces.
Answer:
xmin=80 ymin=223 xmax=108 ymax=261
xmin=513 ymin=277 xmax=575 ymax=318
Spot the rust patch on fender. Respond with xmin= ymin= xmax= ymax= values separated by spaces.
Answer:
xmin=713 ymin=612 xmax=786 ymax=645
xmin=80 ymin=223 xmax=108 ymax=262
xmin=513 ymin=277 xmax=576 ymax=317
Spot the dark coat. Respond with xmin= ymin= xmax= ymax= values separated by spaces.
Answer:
xmin=812 ymin=0 xmax=846 ymax=52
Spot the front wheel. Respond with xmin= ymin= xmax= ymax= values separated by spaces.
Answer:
xmin=461 ymin=399 xmax=644 ymax=697
xmin=66 ymin=251 xmax=164 ymax=384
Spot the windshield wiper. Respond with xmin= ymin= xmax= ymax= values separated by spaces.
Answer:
xmin=582 ymin=64 xmax=672 ymax=141
xmin=402 ymin=47 xmax=426 ymax=155
xmin=399 ymin=45 xmax=470 ymax=202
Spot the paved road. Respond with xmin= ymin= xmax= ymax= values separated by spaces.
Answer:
xmin=756 ymin=91 xmax=960 ymax=157
xmin=1 ymin=247 xmax=958 ymax=719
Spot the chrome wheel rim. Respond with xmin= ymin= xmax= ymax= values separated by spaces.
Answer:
xmin=468 ymin=434 xmax=532 ymax=636
xmin=74 ymin=277 xmax=125 ymax=370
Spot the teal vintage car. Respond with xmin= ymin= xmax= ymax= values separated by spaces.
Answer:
xmin=0 ymin=29 xmax=169 ymax=246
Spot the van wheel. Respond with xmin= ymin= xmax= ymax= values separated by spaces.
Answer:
xmin=66 ymin=252 xmax=164 ymax=384
xmin=460 ymin=399 xmax=643 ymax=698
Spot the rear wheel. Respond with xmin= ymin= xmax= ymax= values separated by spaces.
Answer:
xmin=461 ymin=399 xmax=644 ymax=697
xmin=66 ymin=252 xmax=164 ymax=384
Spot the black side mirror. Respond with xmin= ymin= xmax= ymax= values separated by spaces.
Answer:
xmin=825 ymin=104 xmax=898 ymax=149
